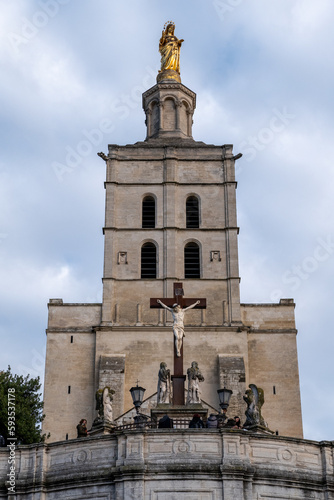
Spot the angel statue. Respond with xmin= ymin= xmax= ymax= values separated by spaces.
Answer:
xmin=159 ymin=21 xmax=184 ymax=75
xmin=243 ymin=384 xmax=267 ymax=428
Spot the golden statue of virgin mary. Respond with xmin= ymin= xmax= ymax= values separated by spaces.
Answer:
xmin=157 ymin=22 xmax=184 ymax=83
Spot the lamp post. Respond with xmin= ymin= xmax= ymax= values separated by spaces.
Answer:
xmin=217 ymin=387 xmax=233 ymax=424
xmin=130 ymin=384 xmax=146 ymax=414
xmin=217 ymin=387 xmax=233 ymax=410
xmin=129 ymin=383 xmax=149 ymax=425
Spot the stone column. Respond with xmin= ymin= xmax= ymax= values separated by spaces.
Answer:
xmin=175 ymin=99 xmax=182 ymax=131
xmin=158 ymin=100 xmax=164 ymax=132
xmin=145 ymin=108 xmax=152 ymax=138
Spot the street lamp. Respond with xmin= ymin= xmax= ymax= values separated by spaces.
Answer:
xmin=129 ymin=383 xmax=146 ymax=414
xmin=129 ymin=383 xmax=150 ymax=425
xmin=217 ymin=387 xmax=233 ymax=411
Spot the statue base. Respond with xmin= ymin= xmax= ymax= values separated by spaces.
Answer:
xmin=157 ymin=69 xmax=181 ymax=83
xmin=89 ymin=418 xmax=116 ymax=436
xmin=151 ymin=404 xmax=208 ymax=427
xmin=133 ymin=413 xmax=150 ymax=425
xmin=242 ymin=424 xmax=275 ymax=435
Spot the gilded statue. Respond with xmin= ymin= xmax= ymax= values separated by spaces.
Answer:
xmin=159 ymin=21 xmax=184 ymax=76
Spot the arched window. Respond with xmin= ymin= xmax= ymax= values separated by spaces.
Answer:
xmin=186 ymin=196 xmax=199 ymax=228
xmin=141 ymin=243 xmax=157 ymax=278
xmin=184 ymin=242 xmax=200 ymax=278
xmin=142 ymin=196 xmax=156 ymax=228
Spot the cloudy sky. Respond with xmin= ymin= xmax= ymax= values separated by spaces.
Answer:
xmin=1 ymin=0 xmax=333 ymax=441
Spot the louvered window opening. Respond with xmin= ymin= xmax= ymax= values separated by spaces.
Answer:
xmin=186 ymin=196 xmax=199 ymax=228
xmin=184 ymin=243 xmax=200 ymax=278
xmin=141 ymin=243 xmax=157 ymax=278
xmin=142 ymin=197 xmax=155 ymax=228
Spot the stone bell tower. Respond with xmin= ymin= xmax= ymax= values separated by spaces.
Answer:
xmin=42 ymin=23 xmax=303 ymax=442
xmin=100 ymin=24 xmax=241 ymax=329
xmin=100 ymin=75 xmax=242 ymax=329
xmin=143 ymin=81 xmax=195 ymax=140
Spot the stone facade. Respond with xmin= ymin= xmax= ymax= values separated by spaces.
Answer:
xmin=43 ymin=298 xmax=302 ymax=441
xmin=1 ymin=430 xmax=333 ymax=499
xmin=101 ymin=140 xmax=241 ymax=327
xmin=42 ymin=77 xmax=303 ymax=442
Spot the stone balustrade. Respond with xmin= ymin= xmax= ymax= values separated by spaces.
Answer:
xmin=0 ymin=429 xmax=333 ymax=499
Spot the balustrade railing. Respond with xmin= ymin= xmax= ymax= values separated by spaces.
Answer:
xmin=114 ymin=418 xmax=195 ymax=431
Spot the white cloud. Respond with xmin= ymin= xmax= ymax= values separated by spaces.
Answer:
xmin=30 ymin=50 xmax=85 ymax=103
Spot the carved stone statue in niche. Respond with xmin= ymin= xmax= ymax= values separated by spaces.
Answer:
xmin=157 ymin=362 xmax=171 ymax=404
xmin=186 ymin=361 xmax=204 ymax=404
xmin=95 ymin=386 xmax=115 ymax=423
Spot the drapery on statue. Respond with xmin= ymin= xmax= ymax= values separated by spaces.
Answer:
xmin=159 ymin=21 xmax=184 ymax=75
xmin=243 ymin=384 xmax=267 ymax=428
xmin=157 ymin=299 xmax=200 ymax=357
xmin=157 ymin=362 xmax=171 ymax=404
xmin=103 ymin=387 xmax=114 ymax=422
xmin=95 ymin=386 xmax=115 ymax=423
xmin=186 ymin=361 xmax=205 ymax=404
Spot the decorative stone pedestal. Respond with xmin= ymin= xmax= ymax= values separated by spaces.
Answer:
xmin=133 ymin=413 xmax=150 ymax=426
xmin=243 ymin=424 xmax=274 ymax=435
xmin=157 ymin=69 xmax=181 ymax=83
xmin=89 ymin=418 xmax=116 ymax=436
xmin=151 ymin=403 xmax=208 ymax=426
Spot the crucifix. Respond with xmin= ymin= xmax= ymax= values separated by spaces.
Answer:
xmin=150 ymin=283 xmax=206 ymax=405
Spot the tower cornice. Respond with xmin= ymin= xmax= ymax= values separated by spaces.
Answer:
xmin=142 ymin=82 xmax=196 ymax=108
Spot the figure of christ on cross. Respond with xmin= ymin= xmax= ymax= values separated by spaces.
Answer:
xmin=156 ymin=300 xmax=200 ymax=357
xmin=150 ymin=283 xmax=206 ymax=405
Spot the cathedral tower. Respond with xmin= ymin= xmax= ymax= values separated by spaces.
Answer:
xmin=43 ymin=24 xmax=303 ymax=442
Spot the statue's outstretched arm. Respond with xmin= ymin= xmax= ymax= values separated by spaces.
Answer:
xmin=183 ymin=300 xmax=200 ymax=312
xmin=157 ymin=299 xmax=172 ymax=312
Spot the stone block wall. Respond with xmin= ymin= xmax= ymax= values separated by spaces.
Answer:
xmin=1 ymin=431 xmax=333 ymax=499
xmin=241 ymin=301 xmax=303 ymax=438
xmin=43 ymin=302 xmax=101 ymax=441
xmin=43 ymin=299 xmax=302 ymax=441
xmin=98 ymin=355 xmax=126 ymax=418
xmin=102 ymin=142 xmax=241 ymax=326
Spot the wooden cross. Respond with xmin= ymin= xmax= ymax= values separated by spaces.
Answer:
xmin=150 ymin=283 xmax=206 ymax=405
xmin=150 ymin=283 xmax=206 ymax=310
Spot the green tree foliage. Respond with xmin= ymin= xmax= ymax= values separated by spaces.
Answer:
xmin=0 ymin=366 xmax=46 ymax=444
